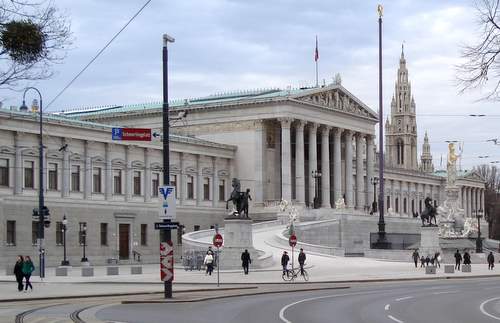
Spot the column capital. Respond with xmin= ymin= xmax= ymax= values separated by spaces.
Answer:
xmin=344 ymin=129 xmax=353 ymax=138
xmin=295 ymin=119 xmax=307 ymax=131
xmin=320 ymin=125 xmax=332 ymax=136
xmin=254 ymin=119 xmax=265 ymax=129
xmin=333 ymin=127 xmax=343 ymax=138
xmin=308 ymin=122 xmax=319 ymax=132
xmin=278 ymin=117 xmax=293 ymax=128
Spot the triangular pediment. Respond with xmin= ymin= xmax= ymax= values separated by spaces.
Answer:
xmin=462 ymin=171 xmax=485 ymax=182
xmin=290 ymin=85 xmax=378 ymax=120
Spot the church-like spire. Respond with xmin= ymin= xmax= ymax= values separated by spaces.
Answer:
xmin=420 ymin=131 xmax=434 ymax=173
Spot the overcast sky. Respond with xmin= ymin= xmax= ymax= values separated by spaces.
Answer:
xmin=2 ymin=0 xmax=499 ymax=170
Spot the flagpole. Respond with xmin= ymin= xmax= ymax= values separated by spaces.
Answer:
xmin=315 ymin=35 xmax=319 ymax=87
xmin=315 ymin=60 xmax=318 ymax=88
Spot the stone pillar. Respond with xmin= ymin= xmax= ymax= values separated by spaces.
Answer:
xmin=481 ymin=188 xmax=485 ymax=212
xmin=14 ymin=133 xmax=22 ymax=195
xmin=466 ymin=187 xmax=471 ymax=217
xmin=345 ymin=130 xmax=354 ymax=208
xmin=125 ymin=146 xmax=132 ymax=201
xmin=105 ymin=143 xmax=112 ymax=200
xmin=84 ymin=141 xmax=92 ymax=199
xmin=62 ymin=139 xmax=70 ymax=198
xmin=213 ymin=157 xmax=219 ymax=207
xmin=254 ymin=120 xmax=265 ymax=205
xmin=321 ymin=126 xmax=331 ymax=208
xmin=144 ymin=148 xmax=151 ymax=202
xmin=398 ymin=181 xmax=403 ymax=215
xmin=471 ymin=188 xmax=476 ymax=214
xmin=366 ymin=135 xmax=374 ymax=211
xmin=295 ymin=120 xmax=306 ymax=205
xmin=179 ymin=152 xmax=184 ymax=205
xmin=197 ymin=155 xmax=203 ymax=206
xmin=333 ymin=128 xmax=343 ymax=205
xmin=355 ymin=133 xmax=364 ymax=209
xmin=308 ymin=123 xmax=319 ymax=206
xmin=279 ymin=117 xmax=293 ymax=202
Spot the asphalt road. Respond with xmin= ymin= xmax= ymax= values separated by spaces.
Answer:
xmin=95 ymin=278 xmax=500 ymax=323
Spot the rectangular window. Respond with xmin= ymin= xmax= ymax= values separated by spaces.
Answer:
xmin=203 ymin=177 xmax=210 ymax=200
xmin=6 ymin=220 xmax=16 ymax=245
xmin=133 ymin=171 xmax=141 ymax=195
xmin=93 ymin=167 xmax=102 ymax=193
xmin=0 ymin=158 xmax=9 ymax=186
xmin=71 ymin=165 xmax=80 ymax=191
xmin=187 ymin=175 xmax=194 ymax=199
xmin=194 ymin=225 xmax=200 ymax=231
xmin=79 ymin=222 xmax=87 ymax=245
xmin=152 ymin=173 xmax=159 ymax=197
xmin=24 ymin=161 xmax=34 ymax=188
xmin=48 ymin=163 xmax=58 ymax=190
xmin=113 ymin=169 xmax=122 ymax=194
xmin=100 ymin=223 xmax=108 ymax=246
xmin=32 ymin=221 xmax=38 ymax=245
xmin=219 ymin=179 xmax=225 ymax=201
xmin=141 ymin=224 xmax=147 ymax=246
xmin=56 ymin=221 xmax=63 ymax=245
xmin=170 ymin=175 xmax=177 ymax=198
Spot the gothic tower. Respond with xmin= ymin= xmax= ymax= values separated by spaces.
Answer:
xmin=420 ymin=131 xmax=434 ymax=173
xmin=385 ymin=45 xmax=418 ymax=170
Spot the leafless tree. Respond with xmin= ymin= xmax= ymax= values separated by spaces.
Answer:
xmin=474 ymin=164 xmax=500 ymax=238
xmin=0 ymin=0 xmax=71 ymax=89
xmin=457 ymin=0 xmax=500 ymax=100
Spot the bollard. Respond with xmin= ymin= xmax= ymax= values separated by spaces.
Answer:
xmin=131 ymin=266 xmax=142 ymax=275
xmin=425 ymin=266 xmax=436 ymax=274
xmin=81 ymin=267 xmax=94 ymax=277
xmin=462 ymin=264 xmax=471 ymax=273
xmin=444 ymin=265 xmax=454 ymax=273
xmin=107 ymin=266 xmax=119 ymax=275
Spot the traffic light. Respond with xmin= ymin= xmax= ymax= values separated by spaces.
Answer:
xmin=42 ymin=206 xmax=50 ymax=228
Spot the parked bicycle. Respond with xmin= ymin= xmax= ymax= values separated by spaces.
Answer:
xmin=282 ymin=266 xmax=309 ymax=282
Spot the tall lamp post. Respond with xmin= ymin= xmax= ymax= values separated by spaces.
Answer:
xmin=476 ymin=208 xmax=484 ymax=253
xmin=20 ymin=87 xmax=45 ymax=278
xmin=61 ymin=215 xmax=70 ymax=266
xmin=312 ymin=170 xmax=322 ymax=209
xmin=80 ymin=223 xmax=88 ymax=262
xmin=370 ymin=177 xmax=379 ymax=214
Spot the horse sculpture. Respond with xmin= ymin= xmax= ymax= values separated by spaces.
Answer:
xmin=225 ymin=178 xmax=251 ymax=218
xmin=420 ymin=197 xmax=437 ymax=226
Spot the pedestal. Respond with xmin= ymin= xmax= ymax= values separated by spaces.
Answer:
xmin=420 ymin=226 xmax=441 ymax=257
xmin=220 ymin=217 xmax=255 ymax=270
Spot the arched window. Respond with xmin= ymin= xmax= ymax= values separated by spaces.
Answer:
xmin=396 ymin=139 xmax=404 ymax=165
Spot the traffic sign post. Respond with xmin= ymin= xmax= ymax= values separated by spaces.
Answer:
xmin=159 ymin=186 xmax=176 ymax=220
xmin=213 ymin=229 xmax=223 ymax=287
xmin=289 ymin=234 xmax=297 ymax=273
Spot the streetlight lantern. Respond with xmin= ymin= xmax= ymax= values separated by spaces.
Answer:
xmin=476 ymin=208 xmax=484 ymax=253
xmin=312 ymin=170 xmax=322 ymax=209
xmin=81 ymin=223 xmax=88 ymax=262
xmin=370 ymin=177 xmax=379 ymax=215
xmin=61 ymin=215 xmax=70 ymax=266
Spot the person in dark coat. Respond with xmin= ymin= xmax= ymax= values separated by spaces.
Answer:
xmin=488 ymin=252 xmax=495 ymax=270
xmin=463 ymin=251 xmax=471 ymax=265
xmin=454 ymin=250 xmax=462 ymax=270
xmin=241 ymin=249 xmax=251 ymax=275
xmin=433 ymin=252 xmax=441 ymax=268
xmin=425 ymin=255 xmax=431 ymax=267
xmin=281 ymin=251 xmax=290 ymax=277
xmin=13 ymin=256 xmax=24 ymax=292
xmin=22 ymin=256 xmax=35 ymax=291
xmin=420 ymin=255 xmax=426 ymax=268
xmin=298 ymin=248 xmax=306 ymax=275
xmin=412 ymin=249 xmax=420 ymax=268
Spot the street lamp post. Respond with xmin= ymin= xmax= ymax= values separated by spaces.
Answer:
xmin=20 ymin=87 xmax=45 ymax=278
xmin=80 ymin=224 xmax=88 ymax=262
xmin=61 ymin=215 xmax=70 ymax=266
xmin=476 ymin=208 xmax=484 ymax=253
xmin=312 ymin=170 xmax=322 ymax=209
xmin=370 ymin=177 xmax=379 ymax=214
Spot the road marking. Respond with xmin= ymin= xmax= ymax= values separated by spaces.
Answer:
xmin=278 ymin=290 xmax=381 ymax=323
xmin=480 ymin=297 xmax=500 ymax=321
xmin=395 ymin=296 xmax=413 ymax=301
xmin=385 ymin=304 xmax=390 ymax=311
xmin=388 ymin=315 xmax=405 ymax=323
xmin=432 ymin=290 xmax=458 ymax=295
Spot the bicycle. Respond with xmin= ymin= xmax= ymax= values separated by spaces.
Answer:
xmin=282 ymin=266 xmax=309 ymax=282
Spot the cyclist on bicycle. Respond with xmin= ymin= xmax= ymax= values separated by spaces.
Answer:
xmin=298 ymin=248 xmax=306 ymax=275
xmin=281 ymin=251 xmax=290 ymax=277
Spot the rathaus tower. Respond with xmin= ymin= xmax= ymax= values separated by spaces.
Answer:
xmin=385 ymin=46 xmax=419 ymax=170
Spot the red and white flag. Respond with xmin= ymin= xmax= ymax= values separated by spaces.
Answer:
xmin=314 ymin=35 xmax=319 ymax=62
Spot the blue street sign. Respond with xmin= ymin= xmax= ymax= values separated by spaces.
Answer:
xmin=112 ymin=128 xmax=123 ymax=140
xmin=155 ymin=222 xmax=180 ymax=230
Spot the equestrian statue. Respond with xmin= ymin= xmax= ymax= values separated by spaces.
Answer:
xmin=226 ymin=178 xmax=252 ymax=218
xmin=420 ymin=196 xmax=437 ymax=226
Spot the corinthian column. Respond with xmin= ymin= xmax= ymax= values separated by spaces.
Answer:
xmin=345 ymin=130 xmax=354 ymax=208
xmin=295 ymin=120 xmax=306 ymax=205
xmin=279 ymin=117 xmax=293 ymax=202
xmin=333 ymin=128 xmax=343 ymax=205
xmin=84 ymin=141 xmax=92 ymax=199
xmin=308 ymin=123 xmax=319 ymax=206
xmin=321 ymin=126 xmax=331 ymax=208
xmin=254 ymin=120 xmax=265 ymax=205
xmin=355 ymin=133 xmax=364 ymax=209
xmin=366 ymin=135 xmax=374 ymax=209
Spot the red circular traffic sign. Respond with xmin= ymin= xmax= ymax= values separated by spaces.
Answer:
xmin=213 ymin=233 xmax=223 ymax=247
xmin=289 ymin=234 xmax=297 ymax=247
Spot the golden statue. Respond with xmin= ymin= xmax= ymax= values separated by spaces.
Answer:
xmin=447 ymin=143 xmax=459 ymax=186
xmin=377 ymin=4 xmax=383 ymax=17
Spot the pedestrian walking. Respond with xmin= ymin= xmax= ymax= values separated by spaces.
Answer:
xmin=412 ymin=249 xmax=420 ymax=268
xmin=425 ymin=255 xmax=431 ymax=267
xmin=298 ymin=248 xmax=306 ymax=275
xmin=433 ymin=252 xmax=441 ymax=268
xmin=22 ymin=256 xmax=35 ymax=292
xmin=281 ymin=251 xmax=290 ymax=277
xmin=204 ymin=252 xmax=214 ymax=276
xmin=420 ymin=255 xmax=426 ymax=268
xmin=454 ymin=250 xmax=462 ymax=270
xmin=463 ymin=251 xmax=471 ymax=265
xmin=241 ymin=249 xmax=251 ymax=275
xmin=13 ymin=256 xmax=24 ymax=292
xmin=488 ymin=252 xmax=495 ymax=270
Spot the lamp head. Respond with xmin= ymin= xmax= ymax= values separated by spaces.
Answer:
xmin=62 ymin=215 xmax=67 ymax=225
xmin=19 ymin=100 xmax=28 ymax=112
xmin=163 ymin=34 xmax=175 ymax=46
